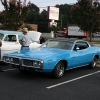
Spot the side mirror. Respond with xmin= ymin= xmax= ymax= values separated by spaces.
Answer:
xmin=76 ymin=46 xmax=80 ymax=50
xmin=74 ymin=46 xmax=80 ymax=51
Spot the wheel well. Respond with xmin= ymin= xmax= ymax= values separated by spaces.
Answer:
xmin=59 ymin=60 xmax=68 ymax=69
xmin=95 ymin=55 xmax=99 ymax=60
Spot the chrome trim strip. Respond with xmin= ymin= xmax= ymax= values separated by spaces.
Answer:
xmin=22 ymin=59 xmax=41 ymax=68
xmin=21 ymin=58 xmax=44 ymax=69
xmin=66 ymin=64 xmax=89 ymax=70
xmin=3 ymin=56 xmax=44 ymax=68
xmin=21 ymin=57 xmax=43 ymax=62
xmin=3 ymin=56 xmax=20 ymax=65
xmin=22 ymin=64 xmax=41 ymax=68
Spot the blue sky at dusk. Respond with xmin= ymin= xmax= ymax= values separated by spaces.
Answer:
xmin=0 ymin=0 xmax=77 ymax=11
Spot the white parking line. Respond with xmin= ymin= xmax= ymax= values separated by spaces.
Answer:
xmin=46 ymin=70 xmax=100 ymax=89
xmin=3 ymin=68 xmax=17 ymax=72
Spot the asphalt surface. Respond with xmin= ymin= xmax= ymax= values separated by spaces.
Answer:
xmin=0 ymin=63 xmax=100 ymax=100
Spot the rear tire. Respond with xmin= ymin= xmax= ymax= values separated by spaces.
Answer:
xmin=52 ymin=61 xmax=65 ymax=79
xmin=89 ymin=56 xmax=98 ymax=69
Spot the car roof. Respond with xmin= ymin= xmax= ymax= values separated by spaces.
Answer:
xmin=0 ymin=30 xmax=22 ymax=35
xmin=49 ymin=38 xmax=94 ymax=46
xmin=49 ymin=38 xmax=93 ymax=44
xmin=49 ymin=38 xmax=79 ymax=43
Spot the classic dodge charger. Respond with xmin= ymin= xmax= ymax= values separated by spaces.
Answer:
xmin=3 ymin=38 xmax=100 ymax=78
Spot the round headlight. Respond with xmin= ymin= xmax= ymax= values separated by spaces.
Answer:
xmin=6 ymin=57 xmax=10 ymax=62
xmin=33 ymin=60 xmax=43 ymax=68
xmin=33 ymin=61 xmax=38 ymax=66
xmin=38 ymin=61 xmax=42 ymax=66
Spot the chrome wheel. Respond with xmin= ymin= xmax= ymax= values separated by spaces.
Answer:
xmin=92 ymin=57 xmax=97 ymax=67
xmin=53 ymin=61 xmax=65 ymax=78
xmin=56 ymin=64 xmax=64 ymax=76
xmin=89 ymin=56 xmax=97 ymax=68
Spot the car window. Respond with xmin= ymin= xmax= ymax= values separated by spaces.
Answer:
xmin=18 ymin=35 xmax=23 ymax=41
xmin=41 ymin=41 xmax=59 ymax=48
xmin=74 ymin=41 xmax=89 ymax=50
xmin=40 ymin=41 xmax=73 ymax=50
xmin=0 ymin=33 xmax=4 ymax=40
xmin=4 ymin=35 xmax=17 ymax=42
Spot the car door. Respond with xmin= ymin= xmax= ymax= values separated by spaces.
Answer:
xmin=2 ymin=34 xmax=21 ymax=55
xmin=70 ymin=41 xmax=90 ymax=68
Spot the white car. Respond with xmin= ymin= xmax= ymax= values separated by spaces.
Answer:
xmin=0 ymin=30 xmax=42 ymax=61
xmin=95 ymin=32 xmax=100 ymax=37
xmin=56 ymin=31 xmax=64 ymax=37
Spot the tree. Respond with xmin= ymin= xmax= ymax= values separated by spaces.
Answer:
xmin=24 ymin=3 xmax=39 ymax=24
xmin=71 ymin=0 xmax=100 ymax=41
xmin=38 ymin=9 xmax=49 ymax=32
xmin=56 ymin=4 xmax=74 ymax=28
xmin=0 ymin=0 xmax=31 ymax=30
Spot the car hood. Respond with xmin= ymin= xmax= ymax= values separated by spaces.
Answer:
xmin=6 ymin=48 xmax=70 ymax=60
xmin=28 ymin=31 xmax=42 ymax=41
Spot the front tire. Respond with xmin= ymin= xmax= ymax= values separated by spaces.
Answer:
xmin=89 ymin=56 xmax=98 ymax=69
xmin=52 ymin=61 xmax=65 ymax=79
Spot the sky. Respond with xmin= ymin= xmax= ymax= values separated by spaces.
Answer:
xmin=0 ymin=0 xmax=77 ymax=11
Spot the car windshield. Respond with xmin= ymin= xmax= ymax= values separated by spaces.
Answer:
xmin=40 ymin=40 xmax=73 ymax=50
xmin=0 ymin=33 xmax=4 ymax=40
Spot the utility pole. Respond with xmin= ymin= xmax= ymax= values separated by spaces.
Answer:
xmin=61 ymin=15 xmax=63 ymax=28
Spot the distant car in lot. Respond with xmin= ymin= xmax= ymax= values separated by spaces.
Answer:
xmin=3 ymin=38 xmax=100 ymax=78
xmin=95 ymin=32 xmax=100 ymax=37
xmin=0 ymin=30 xmax=42 ymax=61
xmin=55 ymin=31 xmax=64 ymax=37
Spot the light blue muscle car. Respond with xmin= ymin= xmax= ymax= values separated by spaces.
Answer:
xmin=3 ymin=38 xmax=100 ymax=78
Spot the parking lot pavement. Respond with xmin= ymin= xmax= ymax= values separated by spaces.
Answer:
xmin=0 ymin=63 xmax=100 ymax=100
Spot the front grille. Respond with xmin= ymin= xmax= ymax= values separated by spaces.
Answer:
xmin=12 ymin=58 xmax=20 ymax=65
xmin=22 ymin=59 xmax=33 ymax=66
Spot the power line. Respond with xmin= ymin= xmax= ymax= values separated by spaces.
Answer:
xmin=39 ymin=7 xmax=47 ymax=8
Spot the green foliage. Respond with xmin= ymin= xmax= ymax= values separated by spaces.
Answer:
xmin=0 ymin=2 xmax=75 ymax=32
xmin=24 ymin=3 xmax=74 ymax=32
xmin=71 ymin=0 xmax=100 ymax=41
xmin=0 ymin=0 xmax=31 ymax=30
xmin=48 ymin=25 xmax=61 ymax=33
xmin=71 ymin=0 xmax=100 ymax=32
xmin=56 ymin=4 xmax=74 ymax=27
xmin=25 ymin=3 xmax=39 ymax=24
xmin=38 ymin=10 xmax=48 ymax=32
xmin=92 ymin=39 xmax=100 ymax=42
